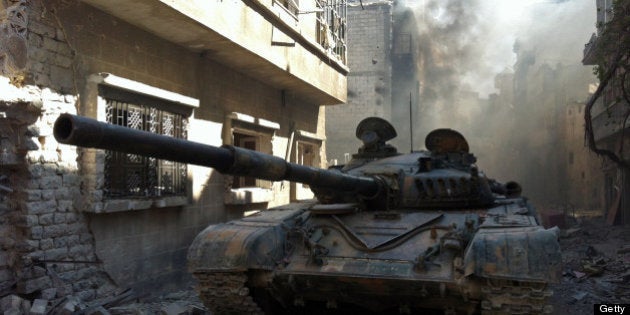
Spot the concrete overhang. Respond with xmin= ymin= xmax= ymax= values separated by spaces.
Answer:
xmin=80 ymin=0 xmax=348 ymax=105
xmin=582 ymin=33 xmax=598 ymax=65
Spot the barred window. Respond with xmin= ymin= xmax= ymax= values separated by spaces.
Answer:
xmin=103 ymin=90 xmax=188 ymax=198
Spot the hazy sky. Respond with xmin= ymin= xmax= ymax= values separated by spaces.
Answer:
xmin=408 ymin=0 xmax=597 ymax=97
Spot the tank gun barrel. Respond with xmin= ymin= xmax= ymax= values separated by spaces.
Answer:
xmin=53 ymin=114 xmax=381 ymax=197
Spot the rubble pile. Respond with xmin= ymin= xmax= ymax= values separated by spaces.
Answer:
xmin=0 ymin=289 xmax=209 ymax=315
xmin=551 ymin=216 xmax=630 ymax=315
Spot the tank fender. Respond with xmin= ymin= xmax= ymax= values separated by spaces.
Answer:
xmin=463 ymin=226 xmax=561 ymax=282
xmin=187 ymin=209 xmax=305 ymax=272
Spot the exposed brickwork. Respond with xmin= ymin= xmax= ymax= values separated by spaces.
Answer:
xmin=326 ymin=2 xmax=393 ymax=164
xmin=0 ymin=0 xmax=330 ymax=303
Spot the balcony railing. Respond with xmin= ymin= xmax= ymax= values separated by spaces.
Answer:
xmin=316 ymin=0 xmax=347 ymax=64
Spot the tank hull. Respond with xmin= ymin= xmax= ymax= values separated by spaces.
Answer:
xmin=188 ymin=200 xmax=561 ymax=314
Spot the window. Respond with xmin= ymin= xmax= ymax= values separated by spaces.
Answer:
xmin=224 ymin=112 xmax=279 ymax=205
xmin=79 ymin=73 xmax=198 ymax=213
xmin=102 ymin=88 xmax=188 ymax=198
xmin=394 ymin=33 xmax=412 ymax=55
xmin=291 ymin=130 xmax=323 ymax=201
xmin=232 ymin=131 xmax=259 ymax=188
xmin=296 ymin=141 xmax=315 ymax=188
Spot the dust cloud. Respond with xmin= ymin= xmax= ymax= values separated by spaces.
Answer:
xmin=396 ymin=0 xmax=598 ymax=205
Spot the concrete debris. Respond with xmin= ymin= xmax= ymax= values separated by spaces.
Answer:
xmin=28 ymin=299 xmax=47 ymax=315
xmin=159 ymin=302 xmax=188 ymax=315
xmin=617 ymin=244 xmax=630 ymax=254
xmin=561 ymin=227 xmax=581 ymax=238
xmin=85 ymin=306 xmax=110 ymax=315
xmin=551 ymin=216 xmax=630 ymax=315
xmin=0 ymin=295 xmax=22 ymax=312
xmin=0 ymin=289 xmax=209 ymax=315
xmin=571 ymin=291 xmax=588 ymax=301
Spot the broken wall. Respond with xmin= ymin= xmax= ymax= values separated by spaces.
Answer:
xmin=0 ymin=0 xmax=328 ymax=301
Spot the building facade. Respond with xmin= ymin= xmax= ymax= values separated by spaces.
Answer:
xmin=0 ymin=0 xmax=347 ymax=301
xmin=326 ymin=0 xmax=422 ymax=164
xmin=582 ymin=0 xmax=630 ymax=224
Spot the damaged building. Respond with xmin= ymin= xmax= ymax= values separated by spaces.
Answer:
xmin=328 ymin=0 xmax=602 ymax=214
xmin=326 ymin=0 xmax=421 ymax=163
xmin=0 ymin=0 xmax=347 ymax=305
xmin=582 ymin=0 xmax=630 ymax=225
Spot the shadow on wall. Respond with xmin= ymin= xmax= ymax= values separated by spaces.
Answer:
xmin=87 ymin=169 xmax=226 ymax=297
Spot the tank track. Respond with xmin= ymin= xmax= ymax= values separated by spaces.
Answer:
xmin=194 ymin=271 xmax=265 ymax=315
xmin=480 ymin=280 xmax=553 ymax=314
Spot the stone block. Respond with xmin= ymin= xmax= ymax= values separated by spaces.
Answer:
xmin=29 ymin=299 xmax=48 ymax=315
xmin=58 ymin=299 xmax=79 ymax=315
xmin=40 ymin=151 xmax=59 ymax=163
xmin=16 ymin=215 xmax=39 ymax=227
xmin=39 ymin=213 xmax=54 ymax=226
xmin=65 ymin=235 xmax=80 ymax=247
xmin=85 ymin=306 xmax=110 ymax=315
xmin=24 ymin=200 xmax=57 ymax=215
xmin=3 ymin=308 xmax=21 ymax=315
xmin=0 ymin=294 xmax=22 ymax=312
xmin=42 ymin=224 xmax=67 ymax=238
xmin=41 ymin=189 xmax=55 ymax=201
xmin=54 ymin=187 xmax=71 ymax=200
xmin=43 ymin=247 xmax=67 ymax=261
xmin=39 ymin=238 xmax=54 ymax=250
xmin=76 ymin=289 xmax=95 ymax=302
xmin=40 ymin=288 xmax=57 ymax=300
xmin=21 ymin=300 xmax=31 ymax=315
xmin=65 ymin=213 xmax=79 ymax=224
xmin=17 ymin=275 xmax=52 ymax=294
xmin=159 ymin=303 xmax=188 ymax=315
xmin=0 ymin=269 xmax=13 ymax=282
xmin=53 ymin=213 xmax=66 ymax=224
xmin=14 ymin=240 xmax=38 ymax=252
xmin=21 ymin=189 xmax=42 ymax=201
xmin=66 ymin=223 xmax=87 ymax=235
xmin=29 ymin=226 xmax=44 ymax=240
xmin=21 ymin=266 xmax=46 ymax=279
xmin=68 ymin=245 xmax=91 ymax=258
xmin=38 ymin=176 xmax=62 ymax=190
xmin=57 ymin=200 xmax=73 ymax=212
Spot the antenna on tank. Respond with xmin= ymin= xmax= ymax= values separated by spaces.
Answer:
xmin=409 ymin=92 xmax=413 ymax=153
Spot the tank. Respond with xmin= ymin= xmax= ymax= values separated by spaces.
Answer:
xmin=54 ymin=114 xmax=562 ymax=314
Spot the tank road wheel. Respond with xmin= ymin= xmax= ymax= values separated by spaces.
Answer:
xmin=480 ymin=279 xmax=553 ymax=315
xmin=194 ymin=271 xmax=265 ymax=315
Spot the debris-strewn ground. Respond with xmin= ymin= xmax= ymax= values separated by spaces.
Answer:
xmin=0 ymin=286 xmax=209 ymax=315
xmin=2 ymin=213 xmax=628 ymax=315
xmin=550 ymin=215 xmax=630 ymax=315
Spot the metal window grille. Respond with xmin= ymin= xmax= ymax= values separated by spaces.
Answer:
xmin=316 ymin=0 xmax=347 ymax=63
xmin=104 ymin=99 xmax=188 ymax=198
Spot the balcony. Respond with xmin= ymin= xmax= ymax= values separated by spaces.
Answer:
xmin=582 ymin=33 xmax=598 ymax=65
xmin=81 ymin=0 xmax=348 ymax=104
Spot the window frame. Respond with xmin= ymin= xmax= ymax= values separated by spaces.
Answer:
xmin=291 ymin=129 xmax=323 ymax=201
xmin=223 ymin=112 xmax=280 ymax=205
xmin=79 ymin=73 xmax=198 ymax=213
